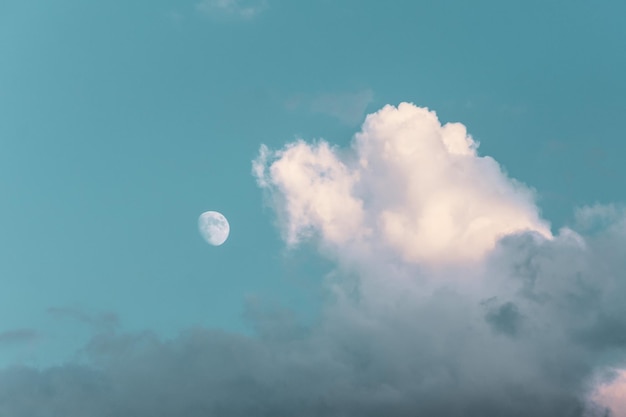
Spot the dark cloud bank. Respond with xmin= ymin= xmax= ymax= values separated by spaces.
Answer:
xmin=2 ymin=223 xmax=625 ymax=416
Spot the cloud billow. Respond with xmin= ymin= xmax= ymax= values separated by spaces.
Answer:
xmin=1 ymin=103 xmax=625 ymax=416
xmin=254 ymin=102 xmax=551 ymax=264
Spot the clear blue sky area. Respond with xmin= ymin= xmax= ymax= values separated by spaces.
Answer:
xmin=1 ymin=0 xmax=625 ymax=366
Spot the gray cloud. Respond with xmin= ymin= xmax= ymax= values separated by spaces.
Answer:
xmin=47 ymin=306 xmax=119 ymax=332
xmin=0 ymin=329 xmax=39 ymax=347
xmin=483 ymin=300 xmax=523 ymax=337
xmin=1 ymin=227 xmax=624 ymax=416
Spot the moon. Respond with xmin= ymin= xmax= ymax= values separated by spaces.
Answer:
xmin=198 ymin=211 xmax=230 ymax=246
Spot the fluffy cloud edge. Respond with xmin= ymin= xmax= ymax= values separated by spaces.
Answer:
xmin=255 ymin=102 xmax=553 ymax=265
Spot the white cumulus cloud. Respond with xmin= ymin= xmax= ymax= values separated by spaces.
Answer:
xmin=255 ymin=102 xmax=552 ymax=264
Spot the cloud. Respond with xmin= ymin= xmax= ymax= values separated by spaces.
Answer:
xmin=1 ymin=103 xmax=625 ymax=416
xmin=256 ymin=102 xmax=551 ymax=264
xmin=593 ymin=370 xmax=626 ymax=417
xmin=574 ymin=204 xmax=626 ymax=235
xmin=483 ymin=299 xmax=524 ymax=337
xmin=0 ymin=329 xmax=39 ymax=346
xmin=286 ymin=89 xmax=375 ymax=126
xmin=196 ymin=0 xmax=266 ymax=19
xmin=47 ymin=306 xmax=119 ymax=333
xmin=309 ymin=89 xmax=375 ymax=125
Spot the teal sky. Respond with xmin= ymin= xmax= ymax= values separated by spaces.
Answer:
xmin=2 ymin=0 xmax=626 ymax=367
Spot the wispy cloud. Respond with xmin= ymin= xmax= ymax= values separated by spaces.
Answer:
xmin=310 ymin=89 xmax=375 ymax=125
xmin=196 ymin=0 xmax=267 ymax=19
xmin=287 ymin=89 xmax=375 ymax=126
xmin=47 ymin=307 xmax=119 ymax=333
xmin=0 ymin=329 xmax=39 ymax=346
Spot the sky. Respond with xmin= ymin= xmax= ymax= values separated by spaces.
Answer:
xmin=1 ymin=0 xmax=626 ymax=415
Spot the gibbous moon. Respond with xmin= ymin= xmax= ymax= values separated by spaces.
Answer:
xmin=198 ymin=211 xmax=230 ymax=246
